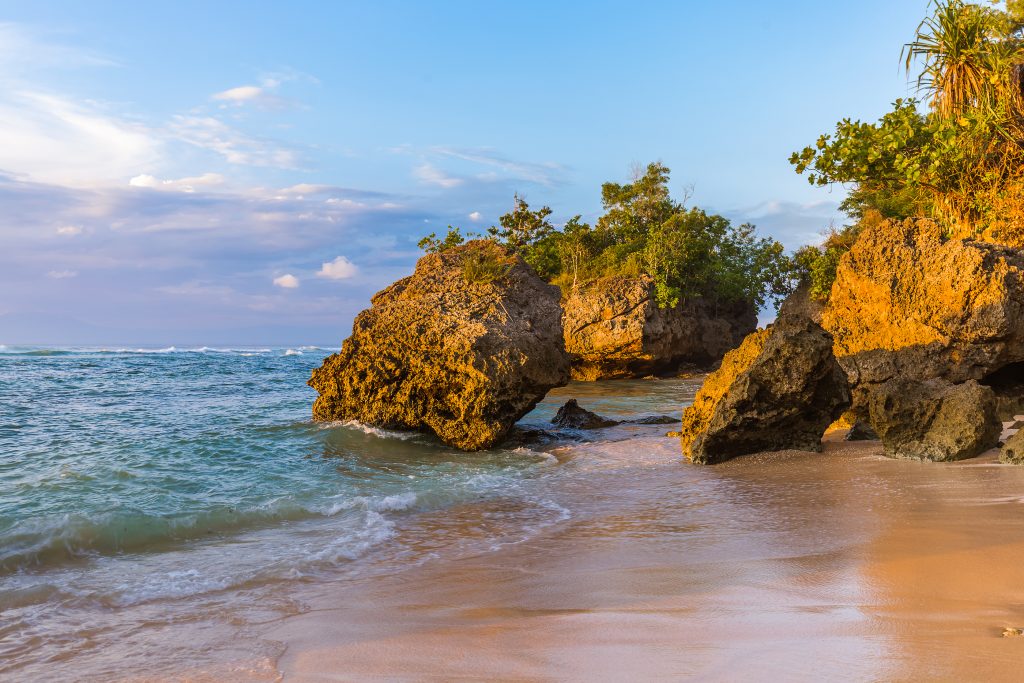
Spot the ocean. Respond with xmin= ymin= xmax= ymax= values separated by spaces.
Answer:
xmin=0 ymin=345 xmax=696 ymax=680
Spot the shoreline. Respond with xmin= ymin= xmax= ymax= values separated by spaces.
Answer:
xmin=262 ymin=433 xmax=1024 ymax=682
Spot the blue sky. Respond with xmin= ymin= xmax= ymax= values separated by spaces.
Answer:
xmin=0 ymin=0 xmax=929 ymax=344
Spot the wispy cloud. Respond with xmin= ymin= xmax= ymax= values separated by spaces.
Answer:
xmin=0 ymin=91 xmax=160 ymax=187
xmin=46 ymin=269 xmax=78 ymax=279
xmin=170 ymin=115 xmax=301 ymax=168
xmin=413 ymin=162 xmax=463 ymax=189
xmin=129 ymin=173 xmax=225 ymax=193
xmin=722 ymin=198 xmax=844 ymax=251
xmin=0 ymin=22 xmax=115 ymax=73
xmin=210 ymin=75 xmax=300 ymax=110
xmin=213 ymin=85 xmax=264 ymax=103
xmin=431 ymin=146 xmax=567 ymax=187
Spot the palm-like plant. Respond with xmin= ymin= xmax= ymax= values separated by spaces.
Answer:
xmin=902 ymin=0 xmax=1008 ymax=117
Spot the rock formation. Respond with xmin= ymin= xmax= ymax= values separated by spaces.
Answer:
xmin=865 ymin=379 xmax=1000 ymax=461
xmin=1000 ymin=430 xmax=1024 ymax=464
xmin=309 ymin=241 xmax=571 ymax=450
xmin=679 ymin=315 xmax=851 ymax=464
xmin=822 ymin=218 xmax=1024 ymax=415
xmin=551 ymin=399 xmax=619 ymax=429
xmin=562 ymin=276 xmax=756 ymax=381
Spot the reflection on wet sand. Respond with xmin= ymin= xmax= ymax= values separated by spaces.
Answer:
xmin=267 ymin=434 xmax=1024 ymax=681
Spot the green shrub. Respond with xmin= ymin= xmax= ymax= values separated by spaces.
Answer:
xmin=461 ymin=245 xmax=512 ymax=285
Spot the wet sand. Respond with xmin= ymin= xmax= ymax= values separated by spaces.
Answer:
xmin=266 ymin=434 xmax=1024 ymax=681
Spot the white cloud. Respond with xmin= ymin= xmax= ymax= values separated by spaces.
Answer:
xmin=468 ymin=211 xmax=482 ymax=221
xmin=317 ymin=255 xmax=358 ymax=280
xmin=413 ymin=163 xmax=463 ymax=189
xmin=210 ymin=78 xmax=297 ymax=110
xmin=56 ymin=225 xmax=82 ymax=236
xmin=273 ymin=273 xmax=300 ymax=288
xmin=0 ymin=91 xmax=160 ymax=187
xmin=129 ymin=173 xmax=225 ymax=193
xmin=47 ymin=269 xmax=78 ymax=279
xmin=170 ymin=115 xmax=299 ymax=168
xmin=212 ymin=85 xmax=263 ymax=103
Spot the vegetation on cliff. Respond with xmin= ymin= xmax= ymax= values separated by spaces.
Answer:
xmin=791 ymin=0 xmax=1024 ymax=300
xmin=420 ymin=163 xmax=792 ymax=310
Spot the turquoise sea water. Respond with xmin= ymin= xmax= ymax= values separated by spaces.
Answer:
xmin=0 ymin=345 xmax=697 ymax=680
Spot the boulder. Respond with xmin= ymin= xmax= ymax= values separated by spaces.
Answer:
xmin=1000 ymin=430 xmax=1024 ymax=464
xmin=822 ymin=218 xmax=1024 ymax=411
xmin=679 ymin=315 xmax=851 ymax=464
xmin=309 ymin=240 xmax=571 ymax=450
xmin=551 ymin=399 xmax=619 ymax=429
xmin=865 ymin=379 xmax=1000 ymax=461
xmin=845 ymin=421 xmax=878 ymax=441
xmin=562 ymin=275 xmax=756 ymax=381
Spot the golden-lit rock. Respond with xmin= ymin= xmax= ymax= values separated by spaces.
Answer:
xmin=309 ymin=241 xmax=570 ymax=451
xmin=679 ymin=315 xmax=850 ymax=464
xmin=823 ymin=218 xmax=1024 ymax=414
xmin=562 ymin=275 xmax=756 ymax=381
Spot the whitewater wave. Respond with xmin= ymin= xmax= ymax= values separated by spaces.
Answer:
xmin=323 ymin=420 xmax=423 ymax=441
xmin=0 ymin=491 xmax=420 ymax=576
xmin=0 ymin=346 xmax=304 ymax=356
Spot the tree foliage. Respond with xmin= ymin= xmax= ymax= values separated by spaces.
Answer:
xmin=420 ymin=163 xmax=792 ymax=311
xmin=792 ymin=0 xmax=1024 ymax=242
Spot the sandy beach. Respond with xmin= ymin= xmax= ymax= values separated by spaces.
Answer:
xmin=260 ymin=433 xmax=1024 ymax=681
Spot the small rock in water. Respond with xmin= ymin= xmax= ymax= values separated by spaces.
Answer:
xmin=1002 ymin=627 xmax=1024 ymax=638
xmin=629 ymin=415 xmax=679 ymax=425
xmin=551 ymin=399 xmax=619 ymax=429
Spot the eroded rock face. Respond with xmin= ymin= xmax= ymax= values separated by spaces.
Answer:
xmin=823 ymin=218 xmax=1024 ymax=410
xmin=865 ymin=379 xmax=1000 ymax=461
xmin=562 ymin=276 xmax=757 ymax=381
xmin=309 ymin=241 xmax=571 ymax=451
xmin=679 ymin=315 xmax=851 ymax=464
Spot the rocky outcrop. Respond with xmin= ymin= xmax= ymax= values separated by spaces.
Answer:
xmin=551 ymin=399 xmax=619 ymax=429
xmin=822 ymin=218 xmax=1024 ymax=412
xmin=777 ymin=282 xmax=824 ymax=325
xmin=679 ymin=315 xmax=851 ymax=464
xmin=562 ymin=276 xmax=756 ymax=381
xmin=309 ymin=241 xmax=571 ymax=451
xmin=865 ymin=379 xmax=1000 ymax=461
xmin=1000 ymin=430 xmax=1024 ymax=464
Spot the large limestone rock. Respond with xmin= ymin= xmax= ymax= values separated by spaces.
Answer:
xmin=309 ymin=241 xmax=571 ymax=450
xmin=679 ymin=315 xmax=851 ymax=464
xmin=562 ymin=275 xmax=756 ymax=381
xmin=865 ymin=379 xmax=1000 ymax=461
xmin=823 ymin=218 xmax=1024 ymax=410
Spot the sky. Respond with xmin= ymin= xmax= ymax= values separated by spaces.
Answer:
xmin=0 ymin=0 xmax=931 ymax=345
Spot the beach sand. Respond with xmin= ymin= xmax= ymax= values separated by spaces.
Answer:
xmin=264 ymin=434 xmax=1024 ymax=681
